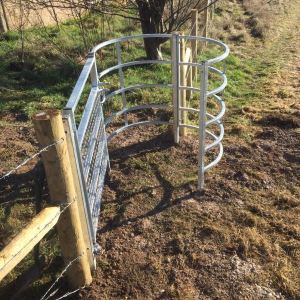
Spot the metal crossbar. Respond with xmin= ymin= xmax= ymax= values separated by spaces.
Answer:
xmin=64 ymin=33 xmax=229 ymax=255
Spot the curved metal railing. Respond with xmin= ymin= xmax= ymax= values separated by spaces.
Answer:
xmin=64 ymin=33 xmax=229 ymax=246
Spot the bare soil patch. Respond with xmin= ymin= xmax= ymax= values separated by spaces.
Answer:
xmin=79 ymin=105 xmax=299 ymax=299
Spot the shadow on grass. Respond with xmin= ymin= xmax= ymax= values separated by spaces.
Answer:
xmin=0 ymin=162 xmax=45 ymax=212
xmin=0 ymin=53 xmax=81 ymax=115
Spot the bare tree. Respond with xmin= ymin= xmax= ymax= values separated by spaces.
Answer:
xmin=25 ymin=0 xmax=219 ymax=59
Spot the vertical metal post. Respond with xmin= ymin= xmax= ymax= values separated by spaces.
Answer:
xmin=63 ymin=109 xmax=97 ymax=254
xmin=172 ymin=33 xmax=180 ymax=144
xmin=89 ymin=53 xmax=98 ymax=88
xmin=62 ymin=110 xmax=96 ymax=269
xmin=198 ymin=62 xmax=208 ymax=190
xmin=116 ymin=42 xmax=128 ymax=125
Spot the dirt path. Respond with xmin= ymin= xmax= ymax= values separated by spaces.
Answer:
xmin=80 ymin=2 xmax=300 ymax=300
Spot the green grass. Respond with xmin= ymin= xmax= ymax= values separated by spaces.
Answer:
xmin=0 ymin=13 xmax=141 ymax=117
xmin=0 ymin=10 xmax=278 ymax=129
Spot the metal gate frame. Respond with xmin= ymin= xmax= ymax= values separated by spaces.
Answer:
xmin=64 ymin=33 xmax=229 ymax=257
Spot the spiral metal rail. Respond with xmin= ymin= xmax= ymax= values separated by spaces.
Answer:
xmin=63 ymin=33 xmax=229 ymax=253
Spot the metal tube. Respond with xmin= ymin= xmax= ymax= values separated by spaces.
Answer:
xmin=92 ymin=34 xmax=229 ymax=66
xmin=99 ymin=59 xmax=172 ymax=79
xmin=90 ymin=54 xmax=99 ymax=88
xmin=204 ymin=143 xmax=223 ymax=171
xmin=198 ymin=62 xmax=209 ymax=190
xmin=62 ymin=109 xmax=96 ymax=247
xmin=65 ymin=54 xmax=96 ymax=111
xmin=180 ymin=38 xmax=187 ymax=136
xmin=107 ymin=120 xmax=172 ymax=142
xmin=105 ymin=103 xmax=171 ymax=126
xmin=116 ymin=42 xmax=128 ymax=125
xmin=82 ymin=97 xmax=103 ymax=181
xmin=104 ymin=83 xmax=173 ymax=102
xmin=77 ymin=88 xmax=98 ymax=148
xmin=205 ymin=123 xmax=224 ymax=151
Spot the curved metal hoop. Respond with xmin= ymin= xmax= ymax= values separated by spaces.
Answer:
xmin=65 ymin=33 xmax=229 ymax=195
xmin=63 ymin=33 xmax=229 ymax=252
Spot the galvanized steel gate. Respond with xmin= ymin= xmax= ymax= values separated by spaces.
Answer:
xmin=63 ymin=33 xmax=229 ymax=255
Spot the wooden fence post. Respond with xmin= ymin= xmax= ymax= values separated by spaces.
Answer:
xmin=0 ymin=0 xmax=8 ymax=32
xmin=203 ymin=0 xmax=209 ymax=39
xmin=186 ymin=47 xmax=193 ymax=102
xmin=171 ymin=32 xmax=180 ymax=144
xmin=180 ymin=38 xmax=187 ymax=137
xmin=33 ymin=110 xmax=92 ymax=289
xmin=191 ymin=9 xmax=198 ymax=81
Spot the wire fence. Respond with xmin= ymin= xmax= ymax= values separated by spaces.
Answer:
xmin=0 ymin=138 xmax=64 ymax=182
xmin=0 ymin=137 xmax=85 ymax=299
xmin=0 ymin=199 xmax=74 ymax=274
xmin=40 ymin=253 xmax=85 ymax=300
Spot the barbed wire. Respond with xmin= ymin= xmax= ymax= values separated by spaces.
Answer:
xmin=40 ymin=251 xmax=84 ymax=300
xmin=0 ymin=138 xmax=64 ymax=182
xmin=52 ymin=286 xmax=85 ymax=300
xmin=1 ymin=135 xmax=86 ymax=300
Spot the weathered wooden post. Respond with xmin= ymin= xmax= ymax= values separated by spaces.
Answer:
xmin=203 ymin=0 xmax=209 ymax=39
xmin=0 ymin=0 xmax=8 ymax=33
xmin=211 ymin=0 xmax=216 ymax=20
xmin=172 ymin=33 xmax=180 ymax=144
xmin=180 ymin=37 xmax=187 ymax=137
xmin=33 ymin=110 xmax=92 ymax=289
xmin=186 ymin=47 xmax=193 ymax=104
xmin=191 ymin=9 xmax=198 ymax=81
xmin=62 ymin=112 xmax=95 ymax=270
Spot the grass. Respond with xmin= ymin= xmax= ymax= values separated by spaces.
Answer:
xmin=0 ymin=13 xmax=141 ymax=117
xmin=0 ymin=10 xmax=264 ymax=119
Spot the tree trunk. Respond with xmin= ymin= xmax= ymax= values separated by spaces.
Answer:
xmin=143 ymin=36 xmax=161 ymax=60
xmin=137 ymin=1 xmax=161 ymax=60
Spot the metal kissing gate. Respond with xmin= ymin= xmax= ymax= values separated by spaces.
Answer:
xmin=63 ymin=33 xmax=229 ymax=255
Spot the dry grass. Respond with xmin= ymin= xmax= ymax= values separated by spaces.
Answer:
xmin=243 ymin=0 xmax=288 ymax=39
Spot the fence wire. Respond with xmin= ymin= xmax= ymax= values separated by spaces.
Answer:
xmin=40 ymin=252 xmax=84 ymax=300
xmin=51 ymin=287 xmax=84 ymax=300
xmin=0 ymin=136 xmax=87 ymax=300
xmin=0 ymin=138 xmax=64 ymax=182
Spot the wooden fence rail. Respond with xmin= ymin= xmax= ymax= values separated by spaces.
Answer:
xmin=0 ymin=207 xmax=60 ymax=282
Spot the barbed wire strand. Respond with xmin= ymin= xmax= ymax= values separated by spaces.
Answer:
xmin=0 ymin=138 xmax=64 ymax=182
xmin=52 ymin=286 xmax=86 ymax=300
xmin=45 ymin=289 xmax=60 ymax=300
xmin=41 ymin=251 xmax=84 ymax=300
xmin=0 ymin=199 xmax=74 ymax=275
